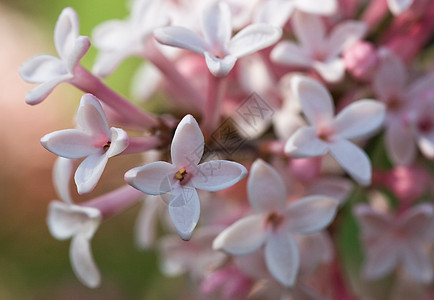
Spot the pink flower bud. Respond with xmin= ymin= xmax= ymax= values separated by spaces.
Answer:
xmin=343 ymin=41 xmax=378 ymax=81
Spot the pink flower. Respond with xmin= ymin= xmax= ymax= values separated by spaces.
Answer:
xmin=271 ymin=11 xmax=366 ymax=83
xmin=19 ymin=7 xmax=90 ymax=104
xmin=213 ymin=159 xmax=339 ymax=286
xmin=354 ymin=203 xmax=434 ymax=283
xmin=154 ymin=1 xmax=282 ymax=77
xmin=125 ymin=114 xmax=247 ymax=240
xmin=41 ymin=94 xmax=129 ymax=194
xmin=285 ymin=76 xmax=385 ymax=186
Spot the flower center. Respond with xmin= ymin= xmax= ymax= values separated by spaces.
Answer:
xmin=317 ymin=126 xmax=334 ymax=142
xmin=418 ymin=117 xmax=432 ymax=133
xmin=265 ymin=211 xmax=284 ymax=230
xmin=174 ymin=167 xmax=188 ymax=181
xmin=103 ymin=141 xmax=111 ymax=152
xmin=386 ymin=96 xmax=403 ymax=112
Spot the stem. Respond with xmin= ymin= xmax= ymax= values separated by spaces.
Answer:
xmin=121 ymin=136 xmax=161 ymax=155
xmin=201 ymin=74 xmax=228 ymax=137
xmin=71 ymin=65 xmax=158 ymax=129
xmin=144 ymin=40 xmax=205 ymax=109
xmin=82 ymin=185 xmax=143 ymax=220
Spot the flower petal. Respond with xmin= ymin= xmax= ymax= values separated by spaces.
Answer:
xmin=168 ymin=185 xmax=201 ymax=240
xmin=291 ymin=75 xmax=334 ymax=127
xmin=53 ymin=157 xmax=76 ymax=204
xmin=54 ymin=7 xmax=80 ymax=59
xmin=41 ymin=129 xmax=97 ymax=159
xmin=417 ymin=132 xmax=434 ymax=159
xmin=270 ymin=41 xmax=312 ymax=67
xmin=329 ymin=139 xmax=372 ymax=186
xmin=385 ymin=122 xmax=416 ymax=165
xmin=204 ymin=52 xmax=237 ymax=77
xmin=363 ymin=238 xmax=399 ymax=280
xmin=228 ymin=23 xmax=282 ymax=58
xmin=64 ymin=35 xmax=91 ymax=71
xmin=25 ymin=76 xmax=71 ymax=105
xmin=265 ymin=231 xmax=299 ymax=287
xmin=154 ymin=26 xmax=209 ymax=55
xmin=373 ymin=49 xmax=407 ymax=101
xmin=312 ymin=59 xmax=346 ymax=83
xmin=401 ymin=243 xmax=433 ymax=283
xmin=191 ymin=160 xmax=247 ymax=192
xmin=306 ymin=176 xmax=354 ymax=205
xmin=247 ymin=159 xmax=287 ymax=213
xmin=19 ymin=55 xmax=68 ymax=83
xmin=201 ymin=1 xmax=232 ymax=48
xmin=292 ymin=11 xmax=326 ymax=54
xmin=400 ymin=204 xmax=434 ymax=240
xmin=76 ymin=94 xmax=111 ymax=138
xmin=254 ymin=0 xmax=294 ymax=28
xmin=124 ymin=161 xmax=176 ymax=195
xmin=326 ymin=21 xmax=366 ymax=59
xmin=171 ymin=114 xmax=204 ymax=167
xmin=294 ymin=0 xmax=337 ymax=15
xmin=74 ymin=153 xmax=108 ymax=195
xmin=387 ymin=0 xmax=413 ymax=15
xmin=334 ymin=100 xmax=385 ymax=140
xmin=285 ymin=127 xmax=329 ymax=158
xmin=70 ymin=234 xmax=101 ymax=288
xmin=353 ymin=204 xmax=392 ymax=239
xmin=106 ymin=127 xmax=129 ymax=157
xmin=213 ymin=214 xmax=267 ymax=255
xmin=47 ymin=201 xmax=101 ymax=240
xmin=285 ymin=196 xmax=339 ymax=234
xmin=135 ymin=197 xmax=161 ymax=249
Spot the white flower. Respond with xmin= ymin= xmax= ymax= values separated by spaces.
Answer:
xmin=41 ymin=94 xmax=129 ymax=194
xmin=387 ymin=0 xmax=413 ymax=15
xmin=92 ymin=0 xmax=169 ymax=77
xmin=125 ymin=114 xmax=247 ymax=240
xmin=47 ymin=201 xmax=102 ymax=288
xmin=19 ymin=7 xmax=90 ymax=104
xmin=154 ymin=1 xmax=282 ymax=77
xmin=271 ymin=11 xmax=366 ymax=83
xmin=213 ymin=159 xmax=339 ymax=286
xmin=285 ymin=76 xmax=385 ymax=186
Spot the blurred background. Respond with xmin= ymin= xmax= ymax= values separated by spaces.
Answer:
xmin=0 ymin=1 xmax=185 ymax=298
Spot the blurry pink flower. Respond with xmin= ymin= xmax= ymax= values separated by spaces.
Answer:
xmin=154 ymin=1 xmax=282 ymax=77
xmin=271 ymin=11 xmax=366 ymax=83
xmin=125 ymin=114 xmax=247 ymax=240
xmin=373 ymin=48 xmax=434 ymax=165
xmin=19 ymin=7 xmax=90 ymax=104
xmin=354 ymin=203 xmax=434 ymax=283
xmin=47 ymin=201 xmax=102 ymax=288
xmin=41 ymin=94 xmax=129 ymax=194
xmin=285 ymin=76 xmax=385 ymax=186
xmin=254 ymin=0 xmax=337 ymax=28
xmin=92 ymin=0 xmax=169 ymax=77
xmin=213 ymin=159 xmax=339 ymax=286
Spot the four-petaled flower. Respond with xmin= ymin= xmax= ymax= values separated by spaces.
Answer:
xmin=125 ymin=114 xmax=248 ymax=240
xmin=154 ymin=0 xmax=282 ymax=77
xmin=41 ymin=94 xmax=129 ymax=194
xmin=354 ymin=203 xmax=434 ymax=283
xmin=19 ymin=7 xmax=90 ymax=105
xmin=285 ymin=75 xmax=385 ymax=186
xmin=213 ymin=159 xmax=339 ymax=286
xmin=271 ymin=11 xmax=366 ymax=83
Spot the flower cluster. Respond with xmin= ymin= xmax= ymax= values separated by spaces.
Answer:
xmin=20 ymin=0 xmax=434 ymax=298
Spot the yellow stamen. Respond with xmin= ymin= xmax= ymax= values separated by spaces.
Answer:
xmin=174 ymin=167 xmax=187 ymax=181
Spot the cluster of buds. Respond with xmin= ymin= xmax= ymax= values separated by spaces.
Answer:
xmin=20 ymin=0 xmax=434 ymax=298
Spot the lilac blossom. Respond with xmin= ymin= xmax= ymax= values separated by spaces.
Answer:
xmin=213 ymin=159 xmax=339 ymax=286
xmin=271 ymin=11 xmax=366 ymax=83
xmin=125 ymin=114 xmax=248 ymax=240
xmin=154 ymin=1 xmax=282 ymax=77
xmin=285 ymin=75 xmax=385 ymax=186
xmin=354 ymin=203 xmax=434 ymax=283
xmin=41 ymin=94 xmax=129 ymax=194
xmin=19 ymin=7 xmax=90 ymax=104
